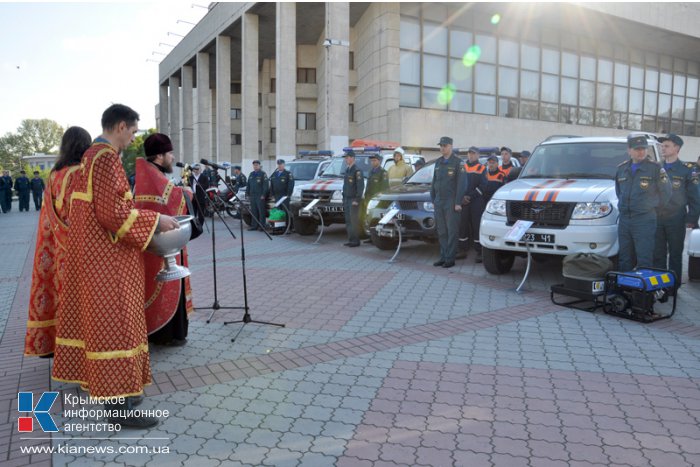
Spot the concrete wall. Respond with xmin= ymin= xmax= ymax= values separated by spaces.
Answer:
xmin=353 ymin=3 xmax=401 ymax=141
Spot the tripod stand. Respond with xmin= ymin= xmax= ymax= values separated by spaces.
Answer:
xmin=201 ymin=167 xmax=285 ymax=342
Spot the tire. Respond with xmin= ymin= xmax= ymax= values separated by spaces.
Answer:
xmin=482 ymin=246 xmax=515 ymax=275
xmin=371 ymin=229 xmax=399 ymax=251
xmin=241 ymin=212 xmax=253 ymax=226
xmin=689 ymin=256 xmax=700 ymax=281
xmin=294 ymin=216 xmax=318 ymax=236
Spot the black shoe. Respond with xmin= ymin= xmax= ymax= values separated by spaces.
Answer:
xmin=363 ymin=239 xmax=373 ymax=244
xmin=455 ymin=251 xmax=468 ymax=260
xmin=247 ymin=227 xmax=258 ymax=231
xmin=165 ymin=338 xmax=187 ymax=347
xmin=106 ymin=399 xmax=159 ymax=429
xmin=475 ymin=253 xmax=483 ymax=264
xmin=347 ymin=243 xmax=360 ymax=247
xmin=442 ymin=261 xmax=455 ymax=268
xmin=128 ymin=395 xmax=144 ymax=407
xmin=433 ymin=260 xmax=445 ymax=267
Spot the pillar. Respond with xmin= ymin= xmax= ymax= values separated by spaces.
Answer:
xmin=181 ymin=65 xmax=194 ymax=164
xmin=216 ymin=35 xmax=232 ymax=164
xmin=276 ymin=2 xmax=297 ymax=155
xmin=242 ymin=12 xmax=259 ymax=169
xmin=196 ymin=52 xmax=212 ymax=162
xmin=168 ymin=76 xmax=181 ymax=156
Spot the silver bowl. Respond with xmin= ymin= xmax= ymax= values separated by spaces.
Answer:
xmin=146 ymin=215 xmax=193 ymax=282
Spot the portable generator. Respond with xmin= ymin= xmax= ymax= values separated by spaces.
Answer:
xmin=603 ymin=268 xmax=677 ymax=322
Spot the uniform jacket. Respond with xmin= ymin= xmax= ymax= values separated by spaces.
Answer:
xmin=30 ymin=177 xmax=45 ymax=194
xmin=615 ymin=159 xmax=672 ymax=217
xmin=657 ymin=159 xmax=700 ymax=225
xmin=464 ymin=161 xmax=486 ymax=201
xmin=387 ymin=160 xmax=414 ymax=186
xmin=500 ymin=161 xmax=515 ymax=179
xmin=247 ymin=170 xmax=269 ymax=198
xmin=483 ymin=168 xmax=506 ymax=202
xmin=431 ymin=154 xmax=468 ymax=206
xmin=15 ymin=175 xmax=30 ymax=194
xmin=365 ymin=166 xmax=389 ymax=200
xmin=232 ymin=172 xmax=247 ymax=193
xmin=0 ymin=175 xmax=12 ymax=191
xmin=269 ymin=169 xmax=294 ymax=200
xmin=342 ymin=164 xmax=364 ymax=202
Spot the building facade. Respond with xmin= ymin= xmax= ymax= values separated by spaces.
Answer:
xmin=158 ymin=2 xmax=700 ymax=170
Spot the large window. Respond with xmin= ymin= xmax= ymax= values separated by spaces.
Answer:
xmin=399 ymin=4 xmax=700 ymax=135
xmin=297 ymin=68 xmax=316 ymax=84
xmin=297 ymin=113 xmax=316 ymax=130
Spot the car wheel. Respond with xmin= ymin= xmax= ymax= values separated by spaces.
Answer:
xmin=294 ymin=215 xmax=318 ymax=236
xmin=482 ymin=246 xmax=515 ymax=275
xmin=689 ymin=256 xmax=700 ymax=281
xmin=370 ymin=229 xmax=399 ymax=250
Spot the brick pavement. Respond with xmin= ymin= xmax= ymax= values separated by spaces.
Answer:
xmin=1 ymin=205 xmax=700 ymax=466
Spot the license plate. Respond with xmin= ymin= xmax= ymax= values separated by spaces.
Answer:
xmin=520 ymin=233 xmax=555 ymax=243
xmin=378 ymin=212 xmax=405 ymax=221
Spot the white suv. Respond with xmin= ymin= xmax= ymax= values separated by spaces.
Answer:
xmin=479 ymin=134 xmax=662 ymax=274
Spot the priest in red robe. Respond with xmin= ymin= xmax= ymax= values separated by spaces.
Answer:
xmin=134 ymin=133 xmax=194 ymax=346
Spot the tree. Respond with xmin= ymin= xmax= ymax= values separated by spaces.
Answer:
xmin=16 ymin=119 xmax=64 ymax=155
xmin=121 ymin=129 xmax=156 ymax=177
xmin=0 ymin=119 xmax=64 ymax=172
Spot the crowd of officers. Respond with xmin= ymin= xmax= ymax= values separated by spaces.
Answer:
xmin=184 ymin=132 xmax=700 ymax=282
xmin=0 ymin=169 xmax=46 ymax=213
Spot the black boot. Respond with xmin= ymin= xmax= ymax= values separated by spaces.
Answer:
xmin=106 ymin=396 xmax=158 ymax=429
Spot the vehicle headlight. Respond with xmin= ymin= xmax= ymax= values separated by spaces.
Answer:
xmin=571 ymin=202 xmax=613 ymax=219
xmin=331 ymin=190 xmax=343 ymax=201
xmin=367 ymin=198 xmax=379 ymax=210
xmin=291 ymin=186 xmax=302 ymax=202
xmin=423 ymin=202 xmax=434 ymax=212
xmin=486 ymin=199 xmax=506 ymax=216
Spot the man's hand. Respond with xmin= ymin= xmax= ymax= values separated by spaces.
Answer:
xmin=352 ymin=201 xmax=359 ymax=206
xmin=158 ymin=215 xmax=180 ymax=232
xmin=183 ymin=186 xmax=193 ymax=194
xmin=463 ymin=195 xmax=471 ymax=204
xmin=455 ymin=204 xmax=462 ymax=212
xmin=260 ymin=196 xmax=265 ymax=201
xmin=688 ymin=223 xmax=698 ymax=229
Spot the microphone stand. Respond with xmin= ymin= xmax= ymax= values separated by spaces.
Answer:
xmin=213 ymin=171 xmax=285 ymax=342
xmin=189 ymin=171 xmax=243 ymax=323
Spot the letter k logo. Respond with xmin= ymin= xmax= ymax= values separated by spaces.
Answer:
xmin=18 ymin=392 xmax=59 ymax=432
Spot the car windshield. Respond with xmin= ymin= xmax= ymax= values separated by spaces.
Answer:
xmin=405 ymin=162 xmax=434 ymax=184
xmin=520 ymin=142 xmax=639 ymax=180
xmin=320 ymin=155 xmax=373 ymax=178
xmin=287 ymin=162 xmax=319 ymax=181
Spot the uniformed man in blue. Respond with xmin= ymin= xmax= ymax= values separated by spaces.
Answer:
xmin=431 ymin=136 xmax=467 ymax=268
xmin=231 ymin=165 xmax=247 ymax=194
xmin=342 ymin=150 xmax=364 ymax=247
xmin=246 ymin=159 xmax=269 ymax=231
xmin=0 ymin=170 xmax=12 ymax=213
xmin=15 ymin=170 xmax=31 ymax=212
xmin=269 ymin=159 xmax=294 ymax=212
xmin=30 ymin=171 xmax=45 ymax=211
xmin=363 ymin=154 xmax=389 ymax=244
xmin=615 ymin=134 xmax=672 ymax=272
xmin=653 ymin=134 xmax=700 ymax=283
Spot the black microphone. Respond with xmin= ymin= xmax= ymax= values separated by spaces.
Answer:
xmin=175 ymin=162 xmax=189 ymax=169
xmin=200 ymin=159 xmax=225 ymax=171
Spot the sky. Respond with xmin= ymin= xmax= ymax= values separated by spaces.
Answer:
xmin=0 ymin=1 xmax=208 ymax=139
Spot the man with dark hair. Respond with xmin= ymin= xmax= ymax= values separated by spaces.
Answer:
xmin=136 ymin=133 xmax=194 ymax=346
xmin=30 ymin=171 xmax=45 ymax=211
xmin=189 ymin=163 xmax=209 ymax=222
xmin=499 ymin=147 xmax=515 ymax=179
xmin=457 ymin=146 xmax=486 ymax=263
xmin=363 ymin=153 xmax=389 ymax=244
xmin=53 ymin=104 xmax=179 ymax=428
xmin=15 ymin=170 xmax=31 ymax=212
xmin=231 ymin=165 xmax=246 ymax=194
xmin=0 ymin=170 xmax=11 ymax=212
xmin=653 ymin=134 xmax=700 ymax=283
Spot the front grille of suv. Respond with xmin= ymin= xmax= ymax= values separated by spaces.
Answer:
xmin=507 ymin=201 xmax=576 ymax=228
xmin=301 ymin=190 xmax=333 ymax=203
